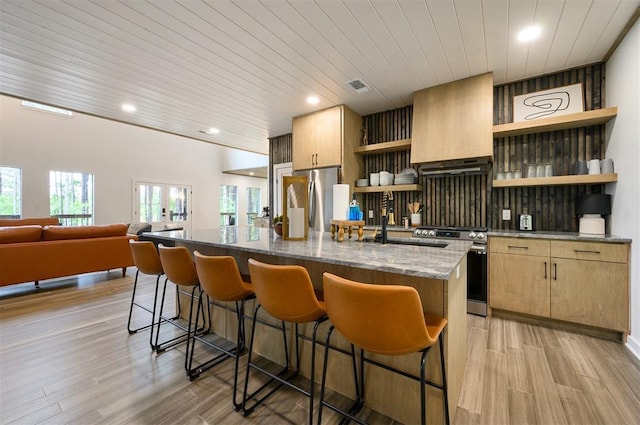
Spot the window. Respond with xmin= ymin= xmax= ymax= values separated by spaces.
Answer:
xmin=50 ymin=171 xmax=94 ymax=226
xmin=134 ymin=182 xmax=191 ymax=231
xmin=0 ymin=166 xmax=21 ymax=218
xmin=246 ymin=187 xmax=261 ymax=225
xmin=22 ymin=100 xmax=73 ymax=117
xmin=139 ymin=184 xmax=163 ymax=223
xmin=220 ymin=185 xmax=237 ymax=226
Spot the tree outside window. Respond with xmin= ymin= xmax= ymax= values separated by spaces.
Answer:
xmin=220 ymin=185 xmax=237 ymax=226
xmin=246 ymin=187 xmax=261 ymax=225
xmin=50 ymin=171 xmax=94 ymax=226
xmin=0 ymin=166 xmax=21 ymax=218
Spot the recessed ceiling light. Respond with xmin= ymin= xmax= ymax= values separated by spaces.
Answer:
xmin=518 ymin=25 xmax=542 ymax=43
xmin=207 ymin=127 xmax=220 ymax=134
xmin=307 ymin=96 xmax=319 ymax=105
xmin=249 ymin=172 xmax=255 ymax=176
xmin=121 ymin=103 xmax=136 ymax=113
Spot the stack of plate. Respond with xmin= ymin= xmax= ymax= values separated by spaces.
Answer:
xmin=355 ymin=178 xmax=369 ymax=187
xmin=394 ymin=168 xmax=418 ymax=184
xmin=394 ymin=175 xmax=416 ymax=184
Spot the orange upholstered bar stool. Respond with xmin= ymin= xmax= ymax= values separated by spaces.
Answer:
xmin=190 ymin=251 xmax=255 ymax=410
xmin=156 ymin=244 xmax=204 ymax=358
xmin=243 ymin=258 xmax=328 ymax=425
xmin=127 ymin=240 xmax=165 ymax=347
xmin=318 ymin=273 xmax=449 ymax=425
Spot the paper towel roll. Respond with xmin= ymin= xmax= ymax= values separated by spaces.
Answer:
xmin=333 ymin=184 xmax=350 ymax=220
xmin=288 ymin=207 xmax=306 ymax=238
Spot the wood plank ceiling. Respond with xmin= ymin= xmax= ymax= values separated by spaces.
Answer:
xmin=1 ymin=0 xmax=638 ymax=155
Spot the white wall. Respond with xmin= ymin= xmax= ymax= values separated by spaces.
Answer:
xmin=221 ymin=147 xmax=268 ymax=171
xmin=0 ymin=95 xmax=267 ymax=229
xmin=605 ymin=18 xmax=640 ymax=358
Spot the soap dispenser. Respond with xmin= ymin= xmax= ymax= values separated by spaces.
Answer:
xmin=349 ymin=194 xmax=360 ymax=220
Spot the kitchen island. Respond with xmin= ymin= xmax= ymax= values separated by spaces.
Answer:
xmin=143 ymin=227 xmax=471 ymax=424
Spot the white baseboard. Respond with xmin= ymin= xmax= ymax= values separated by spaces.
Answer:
xmin=627 ymin=334 xmax=640 ymax=361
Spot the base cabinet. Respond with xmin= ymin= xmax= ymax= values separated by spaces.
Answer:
xmin=490 ymin=252 xmax=549 ymax=317
xmin=489 ymin=237 xmax=630 ymax=334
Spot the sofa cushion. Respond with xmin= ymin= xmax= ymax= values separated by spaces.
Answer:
xmin=0 ymin=217 xmax=60 ymax=227
xmin=43 ymin=224 xmax=128 ymax=241
xmin=0 ymin=225 xmax=43 ymax=244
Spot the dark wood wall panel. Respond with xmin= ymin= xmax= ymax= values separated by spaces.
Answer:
xmin=268 ymin=63 xmax=607 ymax=232
xmin=361 ymin=106 xmax=487 ymax=228
xmin=492 ymin=63 xmax=606 ymax=232
xmin=268 ymin=133 xmax=292 ymax=219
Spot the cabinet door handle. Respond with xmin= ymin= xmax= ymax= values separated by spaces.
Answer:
xmin=507 ymin=245 xmax=528 ymax=250
xmin=315 ymin=153 xmax=318 ymax=166
xmin=544 ymin=261 xmax=547 ymax=279
xmin=574 ymin=249 xmax=600 ymax=255
xmin=311 ymin=154 xmax=315 ymax=167
xmin=553 ymin=263 xmax=557 ymax=280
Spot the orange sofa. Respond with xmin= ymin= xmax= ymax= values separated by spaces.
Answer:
xmin=0 ymin=218 xmax=136 ymax=287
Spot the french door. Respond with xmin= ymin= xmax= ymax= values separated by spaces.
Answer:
xmin=132 ymin=181 xmax=191 ymax=232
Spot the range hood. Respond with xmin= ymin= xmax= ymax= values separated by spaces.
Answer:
xmin=419 ymin=158 xmax=492 ymax=177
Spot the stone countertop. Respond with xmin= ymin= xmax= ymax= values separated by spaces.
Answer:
xmin=488 ymin=229 xmax=631 ymax=243
xmin=143 ymin=227 xmax=471 ymax=280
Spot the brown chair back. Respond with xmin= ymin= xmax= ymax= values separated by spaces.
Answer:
xmin=247 ymin=258 xmax=325 ymax=323
xmin=129 ymin=240 xmax=163 ymax=276
xmin=194 ymin=252 xmax=254 ymax=302
xmin=322 ymin=273 xmax=436 ymax=355
xmin=158 ymin=244 xmax=199 ymax=287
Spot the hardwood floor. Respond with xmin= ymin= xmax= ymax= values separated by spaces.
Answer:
xmin=1 ymin=272 xmax=639 ymax=424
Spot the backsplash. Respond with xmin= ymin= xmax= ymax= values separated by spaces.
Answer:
xmin=269 ymin=63 xmax=608 ymax=232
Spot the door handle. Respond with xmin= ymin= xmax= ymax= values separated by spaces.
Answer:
xmin=553 ymin=263 xmax=557 ymax=280
xmin=544 ymin=261 xmax=547 ymax=279
xmin=507 ymin=245 xmax=528 ymax=250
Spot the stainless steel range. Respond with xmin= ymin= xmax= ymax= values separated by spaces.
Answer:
xmin=413 ymin=226 xmax=488 ymax=317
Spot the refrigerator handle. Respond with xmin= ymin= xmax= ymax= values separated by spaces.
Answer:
xmin=308 ymin=180 xmax=316 ymax=227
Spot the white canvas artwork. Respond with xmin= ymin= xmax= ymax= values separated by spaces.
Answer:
xmin=513 ymin=83 xmax=584 ymax=122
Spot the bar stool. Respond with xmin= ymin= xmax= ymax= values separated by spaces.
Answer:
xmin=155 ymin=244 xmax=204 ymax=357
xmin=127 ymin=240 xmax=165 ymax=348
xmin=243 ymin=258 xmax=327 ymax=425
xmin=318 ymin=273 xmax=449 ymax=425
xmin=190 ymin=251 xmax=255 ymax=410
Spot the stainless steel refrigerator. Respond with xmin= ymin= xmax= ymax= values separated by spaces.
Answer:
xmin=293 ymin=167 xmax=340 ymax=232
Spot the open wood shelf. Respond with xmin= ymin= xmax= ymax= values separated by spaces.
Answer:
xmin=492 ymin=173 xmax=617 ymax=188
xmin=493 ymin=107 xmax=617 ymax=138
xmin=353 ymin=139 xmax=411 ymax=155
xmin=353 ymin=184 xmax=421 ymax=193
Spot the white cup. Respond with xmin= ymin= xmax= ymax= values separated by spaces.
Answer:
xmin=527 ymin=165 xmax=536 ymax=178
xmin=536 ymin=165 xmax=545 ymax=178
xmin=410 ymin=213 xmax=421 ymax=227
xmin=545 ymin=164 xmax=553 ymax=177
xmin=379 ymin=171 xmax=391 ymax=186
xmin=506 ymin=171 xmax=514 ymax=179
xmin=600 ymin=158 xmax=614 ymax=174
xmin=370 ymin=173 xmax=380 ymax=186
xmin=588 ymin=159 xmax=601 ymax=175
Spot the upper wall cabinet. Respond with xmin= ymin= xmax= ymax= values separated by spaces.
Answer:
xmin=292 ymin=105 xmax=362 ymax=183
xmin=410 ymin=72 xmax=494 ymax=164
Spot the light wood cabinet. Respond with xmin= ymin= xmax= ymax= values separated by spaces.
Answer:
xmin=411 ymin=72 xmax=493 ymax=164
xmin=550 ymin=240 xmax=629 ymax=332
xmin=489 ymin=236 xmax=630 ymax=334
xmin=489 ymin=238 xmax=550 ymax=317
xmin=292 ymin=105 xmax=361 ymax=176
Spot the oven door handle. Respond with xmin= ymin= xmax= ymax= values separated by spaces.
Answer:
xmin=470 ymin=245 xmax=487 ymax=253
